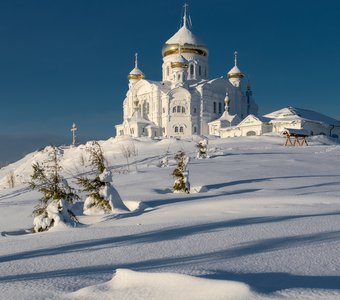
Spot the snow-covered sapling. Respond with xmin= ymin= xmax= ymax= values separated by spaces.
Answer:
xmin=29 ymin=145 xmax=79 ymax=233
xmin=120 ymin=142 xmax=139 ymax=172
xmin=77 ymin=141 xmax=128 ymax=215
xmin=172 ymin=150 xmax=190 ymax=194
xmin=6 ymin=170 xmax=15 ymax=188
xmin=159 ymin=146 xmax=170 ymax=168
xmin=196 ymin=138 xmax=209 ymax=159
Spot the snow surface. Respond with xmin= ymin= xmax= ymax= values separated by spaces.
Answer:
xmin=1 ymin=135 xmax=340 ymax=299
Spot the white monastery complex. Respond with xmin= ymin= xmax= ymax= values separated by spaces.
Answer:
xmin=116 ymin=5 xmax=340 ymax=140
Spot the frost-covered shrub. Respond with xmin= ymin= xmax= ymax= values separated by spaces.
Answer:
xmin=33 ymin=199 xmax=77 ymax=232
xmin=78 ymin=141 xmax=129 ymax=215
xmin=159 ymin=156 xmax=169 ymax=168
xmin=120 ymin=142 xmax=139 ymax=172
xmin=159 ymin=147 xmax=170 ymax=168
xmin=196 ymin=138 xmax=209 ymax=159
xmin=172 ymin=151 xmax=190 ymax=194
xmin=29 ymin=146 xmax=79 ymax=233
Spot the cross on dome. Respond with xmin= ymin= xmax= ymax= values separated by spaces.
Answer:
xmin=228 ymin=50 xmax=244 ymax=82
xmin=134 ymin=53 xmax=138 ymax=68
xmin=128 ymin=52 xmax=144 ymax=81
xmin=234 ymin=51 xmax=238 ymax=66
xmin=183 ymin=3 xmax=189 ymax=28
xmin=162 ymin=4 xmax=207 ymax=57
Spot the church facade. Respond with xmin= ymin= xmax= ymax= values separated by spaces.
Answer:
xmin=115 ymin=6 xmax=258 ymax=139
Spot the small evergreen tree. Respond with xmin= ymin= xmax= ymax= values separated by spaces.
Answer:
xmin=78 ymin=141 xmax=128 ymax=215
xmin=172 ymin=150 xmax=190 ymax=194
xmin=196 ymin=138 xmax=209 ymax=159
xmin=29 ymin=145 xmax=78 ymax=233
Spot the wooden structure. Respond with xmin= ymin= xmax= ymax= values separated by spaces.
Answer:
xmin=283 ymin=128 xmax=309 ymax=146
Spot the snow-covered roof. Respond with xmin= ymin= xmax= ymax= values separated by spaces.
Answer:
xmin=209 ymin=111 xmax=241 ymax=127
xmin=237 ymin=114 xmax=269 ymax=126
xmin=228 ymin=65 xmax=242 ymax=75
xmin=172 ymin=53 xmax=188 ymax=64
xmin=129 ymin=67 xmax=144 ymax=76
xmin=128 ymin=113 xmax=153 ymax=124
xmin=264 ymin=107 xmax=340 ymax=126
xmin=218 ymin=111 xmax=241 ymax=124
xmin=166 ymin=25 xmax=204 ymax=46
xmin=282 ymin=128 xmax=310 ymax=136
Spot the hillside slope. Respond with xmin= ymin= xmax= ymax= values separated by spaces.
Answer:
xmin=0 ymin=135 xmax=340 ymax=299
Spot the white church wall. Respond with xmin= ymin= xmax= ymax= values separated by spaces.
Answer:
xmin=271 ymin=121 xmax=302 ymax=134
xmin=220 ymin=127 xmax=242 ymax=138
xmin=301 ymin=121 xmax=331 ymax=136
xmin=115 ymin=9 xmax=259 ymax=140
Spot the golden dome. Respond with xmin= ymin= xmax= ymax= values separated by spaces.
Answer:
xmin=163 ymin=43 xmax=208 ymax=58
xmin=171 ymin=48 xmax=189 ymax=68
xmin=128 ymin=53 xmax=145 ymax=81
xmin=128 ymin=72 xmax=144 ymax=80
xmin=162 ymin=18 xmax=208 ymax=58
xmin=227 ymin=51 xmax=244 ymax=79
xmin=227 ymin=67 xmax=244 ymax=79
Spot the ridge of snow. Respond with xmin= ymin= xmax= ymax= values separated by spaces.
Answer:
xmin=264 ymin=106 xmax=340 ymax=126
xmin=166 ymin=25 xmax=204 ymax=46
xmin=70 ymin=268 xmax=254 ymax=300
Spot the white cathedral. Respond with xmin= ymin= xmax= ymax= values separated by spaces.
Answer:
xmin=115 ymin=5 xmax=258 ymax=139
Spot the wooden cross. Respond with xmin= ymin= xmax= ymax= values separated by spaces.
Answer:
xmin=71 ymin=123 xmax=77 ymax=147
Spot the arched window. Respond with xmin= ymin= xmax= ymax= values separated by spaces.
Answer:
xmin=177 ymin=74 xmax=181 ymax=81
xmin=193 ymin=126 xmax=197 ymax=133
xmin=172 ymin=106 xmax=186 ymax=114
xmin=166 ymin=66 xmax=170 ymax=76
xmin=180 ymin=126 xmax=184 ymax=133
xmin=190 ymin=64 xmax=194 ymax=76
xmin=218 ymin=102 xmax=222 ymax=114
xmin=204 ymin=68 xmax=207 ymax=78
xmin=175 ymin=126 xmax=178 ymax=133
xmin=193 ymin=107 xmax=197 ymax=113
xmin=198 ymin=65 xmax=201 ymax=76
xmin=213 ymin=102 xmax=217 ymax=113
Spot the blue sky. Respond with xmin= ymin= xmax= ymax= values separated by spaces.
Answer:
xmin=1 ymin=0 xmax=340 ymax=163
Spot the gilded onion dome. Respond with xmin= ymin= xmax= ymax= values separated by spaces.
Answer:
xmin=162 ymin=5 xmax=208 ymax=58
xmin=228 ymin=51 xmax=244 ymax=79
xmin=128 ymin=53 xmax=145 ymax=80
xmin=171 ymin=46 xmax=189 ymax=68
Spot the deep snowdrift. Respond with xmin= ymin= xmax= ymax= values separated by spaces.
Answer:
xmin=70 ymin=268 xmax=254 ymax=300
xmin=0 ymin=135 xmax=340 ymax=299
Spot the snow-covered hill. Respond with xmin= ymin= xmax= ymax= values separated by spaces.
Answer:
xmin=0 ymin=135 xmax=340 ymax=299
